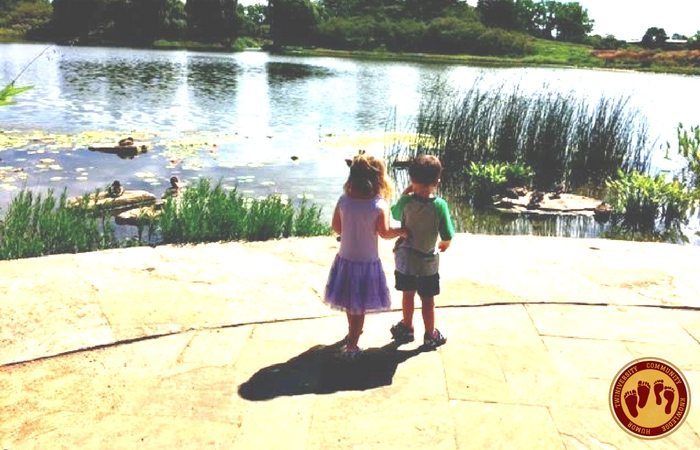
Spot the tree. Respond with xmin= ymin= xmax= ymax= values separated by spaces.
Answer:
xmin=405 ymin=0 xmax=458 ymax=20
xmin=553 ymin=2 xmax=592 ymax=43
xmin=641 ymin=27 xmax=668 ymax=48
xmin=269 ymin=0 xmax=320 ymax=46
xmin=317 ymin=0 xmax=359 ymax=18
xmin=237 ymin=3 xmax=268 ymax=37
xmin=50 ymin=0 xmax=110 ymax=40
xmin=477 ymin=0 xmax=519 ymax=30
xmin=186 ymin=0 xmax=238 ymax=42
xmin=162 ymin=0 xmax=187 ymax=39
xmin=48 ymin=0 xmax=179 ymax=43
xmin=115 ymin=0 xmax=172 ymax=42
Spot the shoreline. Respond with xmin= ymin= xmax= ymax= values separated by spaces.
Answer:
xmin=2 ymin=38 xmax=699 ymax=76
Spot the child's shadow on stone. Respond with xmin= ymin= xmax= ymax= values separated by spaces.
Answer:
xmin=238 ymin=340 xmax=426 ymax=400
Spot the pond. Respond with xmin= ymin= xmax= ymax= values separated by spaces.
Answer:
xmin=2 ymin=43 xmax=700 ymax=242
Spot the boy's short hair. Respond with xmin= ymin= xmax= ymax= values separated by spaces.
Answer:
xmin=409 ymin=155 xmax=442 ymax=185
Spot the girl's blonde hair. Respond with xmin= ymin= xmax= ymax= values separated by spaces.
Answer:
xmin=344 ymin=153 xmax=394 ymax=200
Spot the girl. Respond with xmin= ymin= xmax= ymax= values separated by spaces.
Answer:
xmin=324 ymin=153 xmax=407 ymax=357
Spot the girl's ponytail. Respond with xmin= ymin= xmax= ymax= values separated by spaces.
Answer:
xmin=343 ymin=152 xmax=393 ymax=200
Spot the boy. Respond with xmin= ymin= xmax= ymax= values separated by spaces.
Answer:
xmin=390 ymin=154 xmax=454 ymax=348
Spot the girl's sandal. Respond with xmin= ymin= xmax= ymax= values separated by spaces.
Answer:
xmin=341 ymin=330 xmax=363 ymax=345
xmin=340 ymin=344 xmax=362 ymax=359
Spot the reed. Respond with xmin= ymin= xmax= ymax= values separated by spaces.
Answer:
xmin=389 ymin=82 xmax=651 ymax=196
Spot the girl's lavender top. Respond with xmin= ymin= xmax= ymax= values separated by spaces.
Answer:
xmin=337 ymin=194 xmax=386 ymax=262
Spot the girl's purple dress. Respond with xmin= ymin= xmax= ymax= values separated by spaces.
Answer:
xmin=324 ymin=194 xmax=391 ymax=315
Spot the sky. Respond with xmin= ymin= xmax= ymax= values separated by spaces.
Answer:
xmin=236 ymin=0 xmax=700 ymax=41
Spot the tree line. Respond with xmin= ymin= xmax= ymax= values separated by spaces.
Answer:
xmin=2 ymin=0 xmax=699 ymax=54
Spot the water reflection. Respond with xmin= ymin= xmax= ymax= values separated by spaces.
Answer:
xmin=186 ymin=56 xmax=238 ymax=98
xmin=57 ymin=57 xmax=182 ymax=127
xmin=265 ymin=62 xmax=333 ymax=83
xmin=59 ymin=59 xmax=179 ymax=96
xmin=449 ymin=200 xmax=607 ymax=238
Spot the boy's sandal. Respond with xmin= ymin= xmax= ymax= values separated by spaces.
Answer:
xmin=423 ymin=328 xmax=447 ymax=348
xmin=390 ymin=320 xmax=415 ymax=343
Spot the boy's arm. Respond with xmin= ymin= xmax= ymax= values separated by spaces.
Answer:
xmin=435 ymin=198 xmax=455 ymax=252
xmin=377 ymin=205 xmax=408 ymax=240
xmin=391 ymin=194 xmax=411 ymax=222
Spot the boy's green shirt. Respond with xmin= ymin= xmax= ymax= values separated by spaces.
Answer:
xmin=391 ymin=194 xmax=455 ymax=276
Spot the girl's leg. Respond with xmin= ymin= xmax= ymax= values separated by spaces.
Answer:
xmin=346 ymin=311 xmax=365 ymax=347
xmin=402 ymin=290 xmax=416 ymax=329
xmin=420 ymin=295 xmax=435 ymax=336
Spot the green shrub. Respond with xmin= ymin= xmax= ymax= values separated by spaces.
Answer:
xmin=605 ymin=170 xmax=695 ymax=232
xmin=159 ymin=178 xmax=247 ymax=243
xmin=465 ymin=162 xmax=535 ymax=207
xmin=316 ymin=15 xmax=531 ymax=56
xmin=465 ymin=162 xmax=506 ymax=207
xmin=294 ymin=198 xmax=331 ymax=237
xmin=245 ymin=195 xmax=294 ymax=241
xmin=502 ymin=163 xmax=535 ymax=187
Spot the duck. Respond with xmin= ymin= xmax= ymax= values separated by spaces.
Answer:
xmin=107 ymin=180 xmax=125 ymax=198
xmin=118 ymin=136 xmax=134 ymax=147
xmin=163 ymin=176 xmax=181 ymax=198
xmin=527 ymin=190 xmax=545 ymax=209
xmin=549 ymin=182 xmax=565 ymax=200
xmin=594 ymin=202 xmax=613 ymax=222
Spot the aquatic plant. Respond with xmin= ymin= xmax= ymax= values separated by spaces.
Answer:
xmin=0 ymin=189 xmax=116 ymax=260
xmin=389 ymin=82 xmax=651 ymax=197
xmin=673 ymin=123 xmax=700 ymax=191
xmin=605 ymin=170 xmax=696 ymax=233
xmin=0 ymin=180 xmax=331 ymax=260
xmin=158 ymin=178 xmax=330 ymax=244
xmin=0 ymin=45 xmax=53 ymax=106
xmin=463 ymin=161 xmax=534 ymax=207
xmin=464 ymin=162 xmax=506 ymax=207
xmin=0 ymin=83 xmax=33 ymax=106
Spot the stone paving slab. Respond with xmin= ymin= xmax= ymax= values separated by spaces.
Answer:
xmin=1 ymin=235 xmax=700 ymax=448
xmin=2 ymin=307 xmax=698 ymax=448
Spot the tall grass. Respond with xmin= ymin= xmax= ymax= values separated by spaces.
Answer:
xmin=159 ymin=178 xmax=331 ymax=244
xmin=0 ymin=189 xmax=116 ymax=260
xmin=0 ymin=180 xmax=331 ymax=260
xmin=389 ymin=82 xmax=651 ymax=196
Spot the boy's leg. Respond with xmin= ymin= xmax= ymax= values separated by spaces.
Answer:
xmin=402 ymin=290 xmax=416 ymax=329
xmin=392 ymin=271 xmax=416 ymax=343
xmin=418 ymin=273 xmax=445 ymax=346
xmin=346 ymin=311 xmax=365 ymax=347
xmin=419 ymin=295 xmax=435 ymax=336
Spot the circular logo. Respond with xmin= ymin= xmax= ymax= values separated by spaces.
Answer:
xmin=609 ymin=358 xmax=691 ymax=439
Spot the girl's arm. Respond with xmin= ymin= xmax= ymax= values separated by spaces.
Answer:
xmin=376 ymin=206 xmax=407 ymax=240
xmin=332 ymin=203 xmax=341 ymax=235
